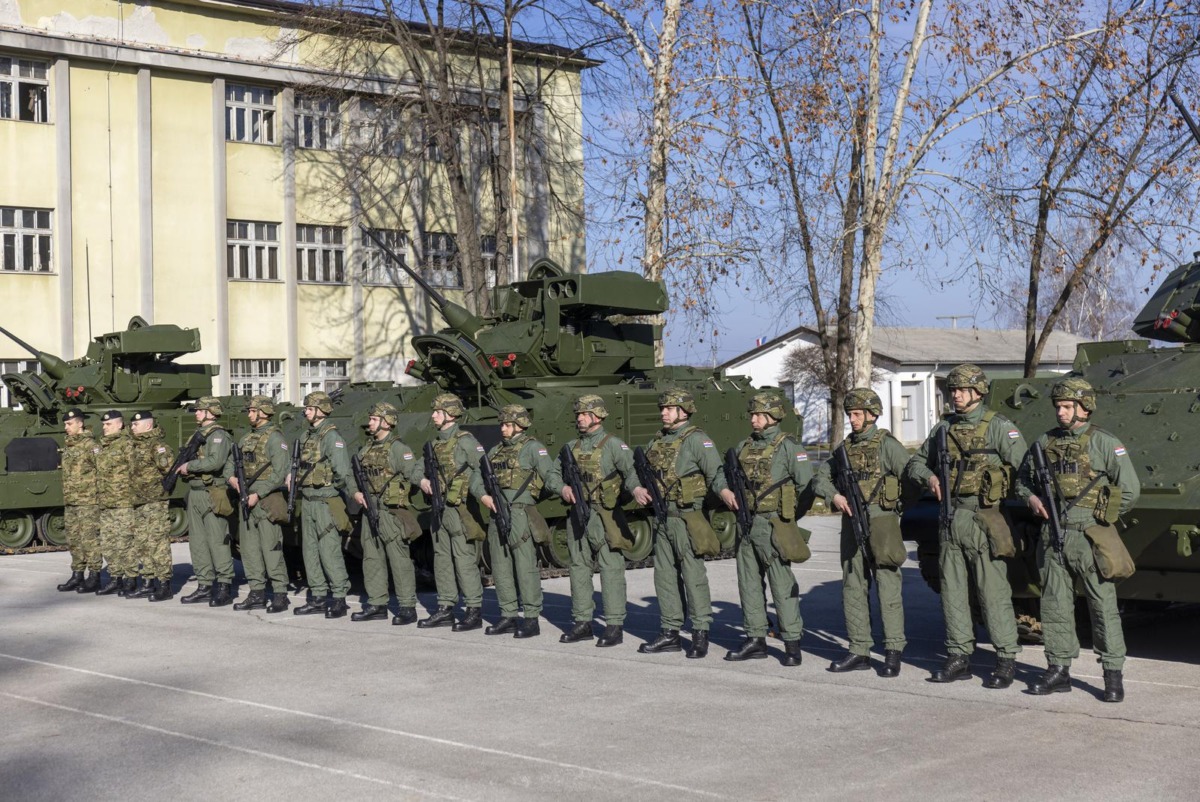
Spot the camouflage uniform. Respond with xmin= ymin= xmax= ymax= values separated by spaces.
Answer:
xmin=183 ymin=400 xmax=235 ymax=590
xmin=61 ymin=427 xmax=102 ymax=574
xmin=297 ymin=393 xmax=353 ymax=605
xmin=130 ymin=417 xmax=175 ymax=584
xmin=96 ymin=419 xmax=136 ymax=583
xmin=234 ymin=398 xmax=291 ymax=599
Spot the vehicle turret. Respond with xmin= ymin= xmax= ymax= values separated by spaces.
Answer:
xmin=1130 ymin=253 xmax=1200 ymax=343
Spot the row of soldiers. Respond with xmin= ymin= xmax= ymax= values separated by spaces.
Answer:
xmin=54 ymin=364 xmax=1138 ymax=702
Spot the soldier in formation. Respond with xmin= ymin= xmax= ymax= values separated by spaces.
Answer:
xmin=351 ymin=402 xmax=424 ymax=625
xmin=57 ymin=408 xmax=102 ymax=594
xmin=128 ymin=411 xmax=176 ymax=601
xmin=1021 ymin=378 xmax=1140 ymax=703
xmin=174 ymin=397 xmax=236 ymax=606
xmin=812 ymin=389 xmax=909 ymax=676
xmin=95 ymin=410 xmax=135 ymax=596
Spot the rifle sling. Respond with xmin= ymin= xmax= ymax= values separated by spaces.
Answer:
xmin=1060 ymin=473 xmax=1107 ymax=515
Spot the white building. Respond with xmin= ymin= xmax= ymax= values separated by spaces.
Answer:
xmin=722 ymin=327 xmax=1088 ymax=446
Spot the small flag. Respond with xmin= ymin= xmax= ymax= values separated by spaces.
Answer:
xmin=754 ymin=336 xmax=766 ymax=347
xmin=1115 ymin=446 xmax=1127 ymax=456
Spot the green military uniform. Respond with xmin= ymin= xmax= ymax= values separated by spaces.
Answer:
xmin=356 ymin=426 xmax=424 ymax=613
xmin=96 ymin=417 xmax=135 ymax=588
xmin=813 ymin=422 xmax=910 ymax=658
xmin=298 ymin=417 xmax=353 ymax=601
xmin=61 ymin=422 xmax=102 ymax=578
xmin=183 ymin=418 xmax=235 ymax=588
xmin=130 ymin=417 xmax=175 ymax=588
xmin=235 ymin=413 xmax=291 ymax=599
xmin=427 ymin=421 xmax=486 ymax=611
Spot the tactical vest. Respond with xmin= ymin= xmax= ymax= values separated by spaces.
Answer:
xmin=194 ymin=424 xmax=228 ymax=486
xmin=299 ymin=422 xmax=337 ymax=488
xmin=572 ymin=434 xmax=622 ymax=509
xmin=130 ymin=428 xmax=170 ymax=503
xmin=946 ymin=411 xmax=998 ymax=496
xmin=737 ymin=431 xmax=796 ymax=514
xmin=433 ymin=428 xmax=473 ymax=505
xmin=240 ymin=423 xmax=279 ymax=485
xmin=646 ymin=426 xmax=707 ymax=506
xmin=62 ymin=433 xmax=99 ymax=506
xmin=360 ymin=435 xmax=410 ymax=507
xmin=1045 ymin=429 xmax=1106 ymax=508
xmin=492 ymin=437 xmax=543 ymax=499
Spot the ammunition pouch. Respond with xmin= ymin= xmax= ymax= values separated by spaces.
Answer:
xmin=302 ymin=461 xmax=333 ymax=489
xmin=459 ymin=502 xmax=487 ymax=543
xmin=1094 ymin=485 xmax=1121 ymax=525
xmin=1084 ymin=523 xmax=1135 ymax=581
xmin=973 ymin=505 xmax=1017 ymax=559
xmin=260 ymin=492 xmax=289 ymax=525
xmin=877 ymin=475 xmax=901 ymax=512
xmin=597 ymin=507 xmax=635 ymax=551
xmin=867 ymin=513 xmax=906 ymax=568
xmin=526 ymin=507 xmax=552 ymax=545
xmin=681 ymin=509 xmax=721 ymax=557
xmin=206 ymin=486 xmax=235 ymax=518
xmin=979 ymin=466 xmax=1009 ymax=507
xmin=770 ymin=517 xmax=811 ymax=563
xmin=673 ymin=473 xmax=707 ymax=506
xmin=326 ymin=496 xmax=351 ymax=535
xmin=389 ymin=507 xmax=423 ymax=542
xmin=756 ymin=482 xmax=796 ymax=519
xmin=445 ymin=472 xmax=470 ymax=506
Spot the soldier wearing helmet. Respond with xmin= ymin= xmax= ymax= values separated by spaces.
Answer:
xmin=58 ymin=409 xmax=103 ymax=594
xmin=1022 ymin=378 xmax=1139 ymax=703
xmin=718 ymin=390 xmax=812 ymax=667
xmin=292 ymin=390 xmax=355 ymax=619
xmin=176 ymin=396 xmax=237 ymax=607
xmin=557 ymin=394 xmax=642 ymax=647
xmin=418 ymin=391 xmax=488 ymax=631
xmin=227 ymin=395 xmax=291 ymax=613
xmin=351 ymin=402 xmax=425 ymax=625
xmin=469 ymin=404 xmax=562 ymax=639
xmin=812 ymin=388 xmax=911 ymax=676
xmin=905 ymin=364 xmax=1028 ymax=689
xmin=632 ymin=387 xmax=729 ymax=659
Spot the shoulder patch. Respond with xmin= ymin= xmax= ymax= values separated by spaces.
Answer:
xmin=156 ymin=446 xmax=166 ymax=453
xmin=476 ymin=445 xmax=485 ymax=452
xmin=334 ymin=441 xmax=344 ymax=448
xmin=281 ymin=443 xmax=289 ymax=450
xmin=1115 ymin=446 xmax=1127 ymax=456
xmin=212 ymin=436 xmax=223 ymax=444
xmin=796 ymin=453 xmax=808 ymax=461
xmin=701 ymin=440 xmax=714 ymax=448
xmin=537 ymin=448 xmax=548 ymax=457
xmin=1007 ymin=429 xmax=1020 ymax=439
xmin=619 ymin=443 xmax=630 ymax=450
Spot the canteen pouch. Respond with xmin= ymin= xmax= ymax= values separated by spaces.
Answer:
xmin=207 ymin=486 xmax=235 ymax=518
xmin=526 ymin=506 xmax=552 ymax=545
xmin=878 ymin=475 xmax=901 ymax=512
xmin=597 ymin=507 xmax=635 ymax=551
xmin=1084 ymin=523 xmax=1136 ymax=581
xmin=979 ymin=466 xmax=1009 ymax=508
xmin=867 ymin=513 xmax=907 ymax=568
xmin=1094 ymin=485 xmax=1122 ymax=525
xmin=259 ymin=492 xmax=289 ymax=524
xmin=770 ymin=517 xmax=812 ymax=563
xmin=973 ymin=505 xmax=1017 ymax=559
xmin=390 ymin=507 xmax=423 ymax=542
xmin=326 ymin=496 xmax=351 ymax=534
xmin=681 ymin=509 xmax=721 ymax=557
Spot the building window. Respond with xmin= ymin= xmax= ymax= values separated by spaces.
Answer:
xmin=420 ymin=231 xmax=462 ymax=288
xmin=225 ymin=83 xmax=276 ymax=144
xmin=1 ymin=207 xmax=52 ymax=273
xmin=356 ymin=97 xmax=404 ymax=156
xmin=297 ymin=225 xmax=345 ymax=283
xmin=230 ymin=358 xmax=284 ymax=398
xmin=295 ymin=94 xmax=339 ymax=150
xmin=361 ymin=228 xmax=410 ymax=286
xmin=0 ymin=57 xmax=49 ymax=123
xmin=300 ymin=359 xmax=349 ymax=396
xmin=901 ymin=395 xmax=913 ymax=421
xmin=227 ymin=220 xmax=280 ymax=281
xmin=0 ymin=359 xmax=38 ymax=408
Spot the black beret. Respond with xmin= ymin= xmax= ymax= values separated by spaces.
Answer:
xmin=62 ymin=408 xmax=85 ymax=423
xmin=131 ymin=410 xmax=154 ymax=422
xmin=101 ymin=410 xmax=123 ymax=422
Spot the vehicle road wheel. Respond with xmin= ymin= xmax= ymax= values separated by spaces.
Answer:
xmin=38 ymin=509 xmax=69 ymax=547
xmin=168 ymin=503 xmax=188 ymax=538
xmin=541 ymin=522 xmax=572 ymax=569
xmin=0 ymin=511 xmax=36 ymax=550
xmin=709 ymin=510 xmax=737 ymax=552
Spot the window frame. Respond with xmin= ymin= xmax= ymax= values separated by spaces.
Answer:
xmin=226 ymin=220 xmax=281 ymax=282
xmin=360 ymin=227 xmax=411 ymax=287
xmin=296 ymin=224 xmax=346 ymax=284
xmin=229 ymin=358 xmax=284 ymax=399
xmin=299 ymin=358 xmax=349 ymax=397
xmin=0 ymin=206 xmax=53 ymax=274
xmin=294 ymin=93 xmax=341 ymax=151
xmin=419 ymin=231 xmax=462 ymax=289
xmin=225 ymin=83 xmax=277 ymax=145
xmin=0 ymin=56 xmax=50 ymax=124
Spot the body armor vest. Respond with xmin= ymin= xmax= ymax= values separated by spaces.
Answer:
xmin=361 ymin=434 xmax=409 ymax=506
xmin=492 ymin=437 xmax=543 ymax=499
xmin=1045 ymin=430 xmax=1105 ymax=508
xmin=572 ymin=434 xmax=621 ymax=509
xmin=737 ymin=431 xmax=795 ymax=514
xmin=241 ymin=424 xmax=278 ymax=487
xmin=946 ymin=411 xmax=997 ymax=496
xmin=62 ymin=433 xmax=99 ymax=506
xmin=194 ymin=424 xmax=227 ymax=486
xmin=433 ymin=428 xmax=472 ymax=505
xmin=300 ymin=422 xmax=336 ymax=488
xmin=646 ymin=426 xmax=707 ymax=505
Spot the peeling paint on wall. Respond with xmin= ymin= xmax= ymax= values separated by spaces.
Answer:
xmin=0 ymin=0 xmax=22 ymax=27
xmin=36 ymin=7 xmax=169 ymax=47
xmin=185 ymin=33 xmax=205 ymax=49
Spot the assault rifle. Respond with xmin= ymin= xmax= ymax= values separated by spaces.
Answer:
xmin=633 ymin=446 xmax=668 ymax=526
xmin=478 ymin=453 xmax=512 ymax=545
xmin=558 ymin=445 xmax=591 ymax=534
xmin=932 ymin=425 xmax=954 ymax=542
xmin=285 ymin=440 xmax=302 ymax=522
xmin=424 ymin=441 xmax=445 ymax=534
xmin=231 ymin=444 xmax=251 ymax=524
xmin=350 ymin=454 xmax=382 ymax=541
xmin=723 ymin=448 xmax=753 ymax=548
xmin=1029 ymin=441 xmax=1066 ymax=565
xmin=832 ymin=443 xmax=877 ymax=588
xmin=162 ymin=428 xmax=205 ymax=494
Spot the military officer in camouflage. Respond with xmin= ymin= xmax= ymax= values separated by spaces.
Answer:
xmin=633 ymin=388 xmax=728 ymax=659
xmin=905 ymin=364 xmax=1026 ymax=689
xmin=95 ymin=410 xmax=136 ymax=596
xmin=719 ymin=391 xmax=812 ymax=667
xmin=175 ymin=397 xmax=236 ymax=607
xmin=351 ymin=402 xmax=425 ymax=625
xmin=229 ymin=395 xmax=292 ymax=614
xmin=1022 ymin=378 xmax=1140 ymax=703
xmin=812 ymin=389 xmax=910 ymax=676
xmin=471 ymin=404 xmax=562 ymax=638
xmin=558 ymin=394 xmax=640 ymax=647
xmin=58 ymin=408 xmax=102 ymax=593
xmin=418 ymin=392 xmax=487 ymax=631
xmin=128 ymin=411 xmax=176 ymax=601
xmin=292 ymin=391 xmax=354 ymax=619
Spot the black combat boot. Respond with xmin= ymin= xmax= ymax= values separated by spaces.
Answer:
xmin=984 ymin=657 xmax=1016 ymax=689
xmin=392 ymin=607 xmax=417 ymax=626
xmin=120 ymin=577 xmax=138 ymax=597
xmin=325 ymin=598 xmax=349 ymax=619
xmin=132 ymin=578 xmax=156 ymax=599
xmin=208 ymin=583 xmax=233 ymax=607
xmin=828 ymin=653 xmax=871 ymax=673
xmin=485 ymin=617 xmax=520 ymax=635
xmin=150 ymin=579 xmax=174 ymax=602
xmin=351 ymin=603 xmax=387 ymax=622
xmin=293 ymin=595 xmax=326 ymax=616
xmin=58 ymin=571 xmax=84 ymax=592
xmin=514 ymin=618 xmax=540 ymax=639
xmin=725 ymin=637 xmax=769 ymax=662
xmin=1028 ymin=664 xmax=1071 ymax=695
xmin=686 ymin=631 xmax=709 ymax=659
xmin=418 ymin=607 xmax=455 ymax=628
xmin=266 ymin=593 xmax=290 ymax=614
xmin=179 ymin=584 xmax=211 ymax=604
xmin=233 ymin=590 xmax=267 ymax=611
xmin=781 ymin=640 xmax=803 ymax=667
xmin=929 ymin=654 xmax=972 ymax=683
xmin=1103 ymin=670 xmax=1124 ymax=703
xmin=452 ymin=607 xmax=482 ymax=632
xmin=96 ymin=575 xmax=122 ymax=596
xmin=78 ymin=572 xmax=101 ymax=593
xmin=639 ymin=629 xmax=682 ymax=654
xmin=596 ymin=625 xmax=624 ymax=648
xmin=559 ymin=621 xmax=594 ymax=643
xmin=880 ymin=650 xmax=903 ymax=678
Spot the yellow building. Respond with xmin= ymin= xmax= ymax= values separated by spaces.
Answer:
xmin=0 ymin=0 xmax=588 ymax=402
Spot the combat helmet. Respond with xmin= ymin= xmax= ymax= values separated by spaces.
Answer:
xmin=193 ymin=396 xmax=223 ymax=417
xmin=946 ymin=364 xmax=989 ymax=395
xmin=431 ymin=392 xmax=466 ymax=418
xmin=843 ymin=388 xmax=883 ymax=417
xmin=658 ymin=387 xmax=697 ymax=415
xmin=748 ymin=391 xmax=788 ymax=420
xmin=1051 ymin=377 xmax=1097 ymax=413
xmin=370 ymin=402 xmax=398 ymax=427
xmin=303 ymin=391 xmax=333 ymax=414
xmin=573 ymin=394 xmax=609 ymax=419
xmin=247 ymin=395 xmax=275 ymax=417
xmin=498 ymin=404 xmax=532 ymax=429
